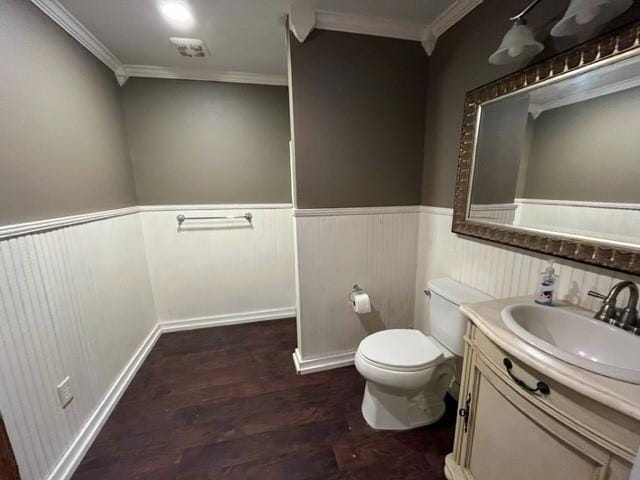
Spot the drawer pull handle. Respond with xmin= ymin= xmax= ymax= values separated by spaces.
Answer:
xmin=503 ymin=358 xmax=550 ymax=395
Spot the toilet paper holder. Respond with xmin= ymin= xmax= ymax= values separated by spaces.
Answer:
xmin=348 ymin=284 xmax=364 ymax=303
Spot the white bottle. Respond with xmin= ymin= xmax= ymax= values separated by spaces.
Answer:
xmin=534 ymin=260 xmax=558 ymax=306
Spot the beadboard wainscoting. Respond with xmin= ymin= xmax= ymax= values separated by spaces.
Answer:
xmin=0 ymin=212 xmax=157 ymax=480
xmin=513 ymin=198 xmax=640 ymax=247
xmin=414 ymin=206 xmax=640 ymax=333
xmin=468 ymin=203 xmax=517 ymax=225
xmin=293 ymin=207 xmax=420 ymax=373
xmin=139 ymin=205 xmax=296 ymax=328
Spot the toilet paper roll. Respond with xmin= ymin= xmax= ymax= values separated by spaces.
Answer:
xmin=351 ymin=292 xmax=371 ymax=314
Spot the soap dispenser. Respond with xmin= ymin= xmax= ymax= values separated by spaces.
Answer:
xmin=535 ymin=260 xmax=558 ymax=306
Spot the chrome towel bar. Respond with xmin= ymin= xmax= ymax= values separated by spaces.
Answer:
xmin=176 ymin=213 xmax=252 ymax=225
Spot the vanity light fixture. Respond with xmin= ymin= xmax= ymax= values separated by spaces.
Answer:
xmin=489 ymin=0 xmax=544 ymax=65
xmin=488 ymin=21 xmax=544 ymax=65
xmin=489 ymin=0 xmax=633 ymax=65
xmin=158 ymin=0 xmax=195 ymax=29
xmin=551 ymin=0 xmax=633 ymax=37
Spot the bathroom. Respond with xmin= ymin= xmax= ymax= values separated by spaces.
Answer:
xmin=1 ymin=0 xmax=640 ymax=478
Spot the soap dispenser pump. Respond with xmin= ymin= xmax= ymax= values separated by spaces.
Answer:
xmin=535 ymin=260 xmax=558 ymax=306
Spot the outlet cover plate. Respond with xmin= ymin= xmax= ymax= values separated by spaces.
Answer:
xmin=57 ymin=376 xmax=73 ymax=409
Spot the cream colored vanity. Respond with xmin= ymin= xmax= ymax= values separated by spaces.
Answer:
xmin=444 ymin=297 xmax=640 ymax=480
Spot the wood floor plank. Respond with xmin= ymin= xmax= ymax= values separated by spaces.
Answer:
xmin=73 ymin=318 xmax=455 ymax=479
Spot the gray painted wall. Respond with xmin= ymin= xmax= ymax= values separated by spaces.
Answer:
xmin=0 ymin=0 xmax=137 ymax=225
xmin=421 ymin=0 xmax=640 ymax=208
xmin=122 ymin=78 xmax=291 ymax=205
xmin=523 ymin=85 xmax=640 ymax=203
xmin=289 ymin=30 xmax=428 ymax=208
xmin=471 ymin=95 xmax=530 ymax=205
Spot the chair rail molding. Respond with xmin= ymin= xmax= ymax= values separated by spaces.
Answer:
xmin=0 ymin=204 xmax=294 ymax=240
xmin=293 ymin=206 xmax=421 ymax=217
xmin=0 ymin=207 xmax=139 ymax=241
xmin=288 ymin=0 xmax=483 ymax=55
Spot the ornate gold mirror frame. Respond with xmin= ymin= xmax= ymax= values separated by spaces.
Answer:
xmin=452 ymin=21 xmax=640 ymax=275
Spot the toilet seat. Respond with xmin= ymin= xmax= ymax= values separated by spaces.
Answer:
xmin=358 ymin=329 xmax=447 ymax=372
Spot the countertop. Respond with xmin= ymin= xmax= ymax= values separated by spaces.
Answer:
xmin=461 ymin=296 xmax=640 ymax=421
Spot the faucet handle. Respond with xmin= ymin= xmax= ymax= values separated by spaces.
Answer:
xmin=588 ymin=290 xmax=619 ymax=322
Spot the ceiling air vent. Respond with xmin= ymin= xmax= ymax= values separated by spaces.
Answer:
xmin=169 ymin=37 xmax=209 ymax=58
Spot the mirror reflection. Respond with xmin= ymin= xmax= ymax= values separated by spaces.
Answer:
xmin=469 ymin=54 xmax=640 ymax=248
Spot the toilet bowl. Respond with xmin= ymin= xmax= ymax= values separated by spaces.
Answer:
xmin=355 ymin=278 xmax=491 ymax=431
xmin=355 ymin=329 xmax=455 ymax=430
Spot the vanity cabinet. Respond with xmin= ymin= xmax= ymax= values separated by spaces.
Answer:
xmin=445 ymin=324 xmax=639 ymax=480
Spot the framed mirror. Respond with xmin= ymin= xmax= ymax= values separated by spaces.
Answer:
xmin=453 ymin=20 xmax=640 ymax=275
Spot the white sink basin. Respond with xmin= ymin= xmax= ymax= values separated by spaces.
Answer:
xmin=502 ymin=304 xmax=640 ymax=384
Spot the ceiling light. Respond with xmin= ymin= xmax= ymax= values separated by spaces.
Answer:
xmin=159 ymin=1 xmax=194 ymax=29
xmin=551 ymin=0 xmax=633 ymax=37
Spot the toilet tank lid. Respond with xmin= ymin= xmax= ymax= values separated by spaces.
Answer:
xmin=427 ymin=278 xmax=492 ymax=306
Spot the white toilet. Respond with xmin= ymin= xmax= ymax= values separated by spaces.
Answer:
xmin=355 ymin=278 xmax=491 ymax=430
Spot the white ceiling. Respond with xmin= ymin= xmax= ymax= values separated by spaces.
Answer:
xmin=43 ymin=0 xmax=471 ymax=84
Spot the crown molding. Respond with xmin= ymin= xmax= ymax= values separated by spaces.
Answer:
xmin=422 ymin=0 xmax=483 ymax=54
xmin=314 ymin=11 xmax=425 ymax=41
xmin=29 ymin=0 xmax=287 ymax=87
xmin=289 ymin=0 xmax=315 ymax=42
xmin=430 ymin=0 xmax=483 ymax=38
xmin=289 ymin=0 xmax=483 ymax=55
xmin=122 ymin=65 xmax=288 ymax=86
xmin=29 ymin=0 xmax=126 ymax=79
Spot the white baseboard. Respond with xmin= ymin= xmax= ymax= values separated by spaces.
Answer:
xmin=47 ymin=306 xmax=296 ymax=480
xmin=292 ymin=348 xmax=355 ymax=375
xmin=47 ymin=324 xmax=162 ymax=480
xmin=158 ymin=307 xmax=296 ymax=333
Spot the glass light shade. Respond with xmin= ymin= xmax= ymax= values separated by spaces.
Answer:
xmin=489 ymin=23 xmax=544 ymax=65
xmin=551 ymin=0 xmax=633 ymax=37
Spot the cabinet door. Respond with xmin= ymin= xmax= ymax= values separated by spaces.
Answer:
xmin=461 ymin=354 xmax=611 ymax=480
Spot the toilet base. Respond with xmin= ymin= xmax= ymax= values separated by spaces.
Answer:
xmin=361 ymin=381 xmax=446 ymax=430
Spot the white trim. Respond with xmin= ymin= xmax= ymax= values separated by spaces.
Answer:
xmin=430 ymin=0 xmax=483 ymax=38
xmin=418 ymin=206 xmax=454 ymax=216
xmin=292 ymin=348 xmax=355 ymax=375
xmin=289 ymin=0 xmax=316 ymax=43
xmin=515 ymin=198 xmax=640 ymax=211
xmin=138 ymin=203 xmax=293 ymax=212
xmin=0 ymin=204 xmax=294 ymax=240
xmin=469 ymin=203 xmax=518 ymax=212
xmin=158 ymin=307 xmax=297 ymax=333
xmin=29 ymin=0 xmax=288 ymax=87
xmin=48 ymin=307 xmax=297 ymax=479
xmin=423 ymin=0 xmax=483 ymax=54
xmin=30 ymin=0 xmax=123 ymax=75
xmin=290 ymin=0 xmax=482 ymax=55
xmin=122 ymin=65 xmax=288 ymax=86
xmin=47 ymin=324 xmax=162 ymax=480
xmin=0 ymin=207 xmax=139 ymax=240
xmin=315 ymin=10 xmax=425 ymax=41
xmin=294 ymin=206 xmax=421 ymax=217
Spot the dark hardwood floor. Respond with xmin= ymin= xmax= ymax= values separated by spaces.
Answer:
xmin=74 ymin=318 xmax=456 ymax=479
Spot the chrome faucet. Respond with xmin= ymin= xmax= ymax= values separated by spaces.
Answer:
xmin=588 ymin=281 xmax=639 ymax=332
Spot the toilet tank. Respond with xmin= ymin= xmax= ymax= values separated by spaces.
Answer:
xmin=428 ymin=278 xmax=492 ymax=356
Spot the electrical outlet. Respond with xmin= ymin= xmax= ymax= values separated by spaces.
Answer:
xmin=56 ymin=376 xmax=73 ymax=409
